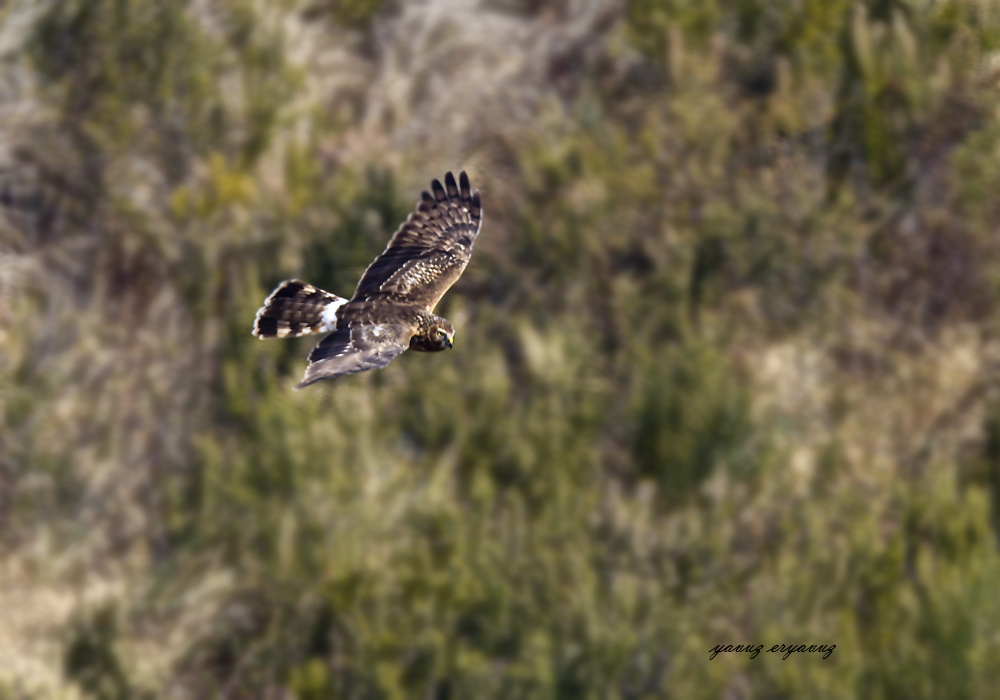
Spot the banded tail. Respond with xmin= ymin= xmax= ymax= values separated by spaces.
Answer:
xmin=253 ymin=280 xmax=347 ymax=339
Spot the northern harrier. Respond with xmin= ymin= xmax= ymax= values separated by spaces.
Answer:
xmin=253 ymin=171 xmax=482 ymax=388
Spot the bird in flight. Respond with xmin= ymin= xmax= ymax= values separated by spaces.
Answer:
xmin=252 ymin=171 xmax=482 ymax=388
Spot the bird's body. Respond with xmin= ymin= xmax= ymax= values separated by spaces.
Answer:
xmin=252 ymin=171 xmax=481 ymax=388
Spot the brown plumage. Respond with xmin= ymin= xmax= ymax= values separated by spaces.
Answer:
xmin=252 ymin=171 xmax=482 ymax=388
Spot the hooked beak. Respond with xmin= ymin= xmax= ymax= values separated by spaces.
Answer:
xmin=445 ymin=337 xmax=453 ymax=349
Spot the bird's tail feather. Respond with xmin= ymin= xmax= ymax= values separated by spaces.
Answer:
xmin=252 ymin=280 xmax=347 ymax=339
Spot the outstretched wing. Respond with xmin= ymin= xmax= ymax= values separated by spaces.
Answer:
xmin=296 ymin=321 xmax=412 ymax=388
xmin=351 ymin=170 xmax=483 ymax=311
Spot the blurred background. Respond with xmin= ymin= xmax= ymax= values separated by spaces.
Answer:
xmin=2 ymin=0 xmax=1000 ymax=697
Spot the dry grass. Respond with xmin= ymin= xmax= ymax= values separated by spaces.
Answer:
xmin=3 ymin=0 xmax=1000 ymax=698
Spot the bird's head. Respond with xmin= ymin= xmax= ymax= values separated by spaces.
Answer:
xmin=409 ymin=319 xmax=455 ymax=352
xmin=432 ymin=321 xmax=455 ymax=350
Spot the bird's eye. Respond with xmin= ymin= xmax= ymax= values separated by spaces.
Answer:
xmin=437 ymin=329 xmax=446 ymax=338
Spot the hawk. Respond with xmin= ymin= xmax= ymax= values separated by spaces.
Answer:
xmin=252 ymin=171 xmax=482 ymax=388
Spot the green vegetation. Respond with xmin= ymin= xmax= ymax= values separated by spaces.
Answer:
xmin=3 ymin=0 xmax=1000 ymax=697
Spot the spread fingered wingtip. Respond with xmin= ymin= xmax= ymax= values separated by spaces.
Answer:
xmin=470 ymin=189 xmax=482 ymax=219
xmin=457 ymin=171 xmax=474 ymax=210
xmin=444 ymin=171 xmax=460 ymax=201
xmin=431 ymin=177 xmax=448 ymax=204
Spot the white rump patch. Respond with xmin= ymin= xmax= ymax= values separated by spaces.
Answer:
xmin=319 ymin=298 xmax=347 ymax=332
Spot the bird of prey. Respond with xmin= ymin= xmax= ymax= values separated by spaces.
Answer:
xmin=252 ymin=171 xmax=482 ymax=388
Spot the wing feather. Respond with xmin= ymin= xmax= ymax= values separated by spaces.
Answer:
xmin=296 ymin=320 xmax=412 ymax=388
xmin=351 ymin=170 xmax=483 ymax=312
